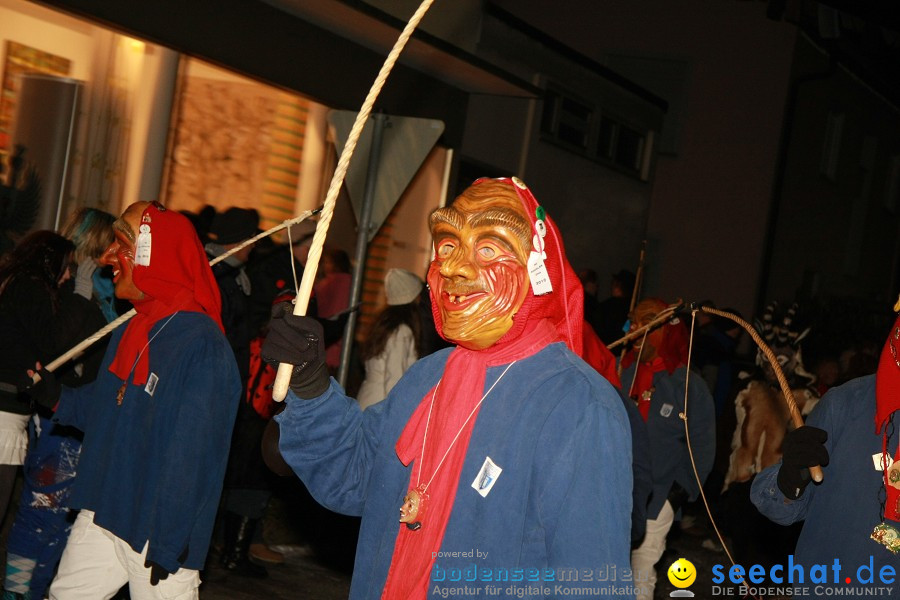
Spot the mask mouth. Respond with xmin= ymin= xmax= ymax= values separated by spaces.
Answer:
xmin=442 ymin=290 xmax=487 ymax=310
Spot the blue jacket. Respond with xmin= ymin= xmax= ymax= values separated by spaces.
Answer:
xmin=751 ymin=375 xmax=900 ymax=597
xmin=277 ymin=342 xmax=634 ymax=599
xmin=619 ymin=364 xmax=716 ymax=520
xmin=54 ymin=311 xmax=240 ymax=573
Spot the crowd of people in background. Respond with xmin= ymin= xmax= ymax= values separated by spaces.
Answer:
xmin=0 ymin=192 xmax=893 ymax=599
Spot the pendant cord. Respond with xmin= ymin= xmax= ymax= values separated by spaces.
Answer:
xmin=626 ymin=328 xmax=649 ymax=400
xmin=124 ymin=311 xmax=179 ymax=382
xmin=417 ymin=361 xmax=517 ymax=493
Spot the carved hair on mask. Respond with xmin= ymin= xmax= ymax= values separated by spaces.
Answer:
xmin=427 ymin=180 xmax=532 ymax=350
xmin=754 ymin=301 xmax=815 ymax=389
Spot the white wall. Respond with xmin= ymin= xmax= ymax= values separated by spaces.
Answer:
xmin=0 ymin=0 xmax=95 ymax=81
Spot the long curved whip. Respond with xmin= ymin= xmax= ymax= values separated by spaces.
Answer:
xmin=271 ymin=0 xmax=437 ymax=401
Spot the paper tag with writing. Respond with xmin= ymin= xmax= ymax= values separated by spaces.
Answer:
xmin=471 ymin=456 xmax=502 ymax=498
xmin=145 ymin=372 xmax=159 ymax=396
xmin=135 ymin=224 xmax=152 ymax=266
xmin=874 ymin=452 xmax=893 ymax=472
xmin=527 ymin=251 xmax=552 ymax=296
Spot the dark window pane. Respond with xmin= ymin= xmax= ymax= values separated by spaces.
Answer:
xmin=558 ymin=122 xmax=587 ymax=147
xmin=561 ymin=96 xmax=591 ymax=121
xmin=615 ymin=126 xmax=644 ymax=171
xmin=541 ymin=91 xmax=560 ymax=134
xmin=598 ymin=117 xmax=617 ymax=158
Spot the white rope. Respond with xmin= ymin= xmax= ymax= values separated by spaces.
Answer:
xmin=272 ymin=0 xmax=437 ymax=401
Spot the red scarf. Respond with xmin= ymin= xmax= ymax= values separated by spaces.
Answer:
xmin=108 ymin=203 xmax=223 ymax=385
xmin=383 ymin=178 xmax=583 ymax=599
xmin=582 ymin=324 xmax=621 ymax=388
xmin=875 ymin=313 xmax=900 ymax=520
xmin=621 ymin=298 xmax=688 ymax=420
xmin=875 ymin=313 xmax=900 ymax=435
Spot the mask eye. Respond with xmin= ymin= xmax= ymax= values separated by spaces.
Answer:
xmin=437 ymin=241 xmax=455 ymax=258
xmin=477 ymin=246 xmax=496 ymax=260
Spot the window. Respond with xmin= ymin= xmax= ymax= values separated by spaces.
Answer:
xmin=540 ymin=84 xmax=652 ymax=180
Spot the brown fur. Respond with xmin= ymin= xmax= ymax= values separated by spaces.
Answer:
xmin=723 ymin=380 xmax=819 ymax=490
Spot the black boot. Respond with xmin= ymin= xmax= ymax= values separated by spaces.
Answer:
xmin=220 ymin=513 xmax=268 ymax=578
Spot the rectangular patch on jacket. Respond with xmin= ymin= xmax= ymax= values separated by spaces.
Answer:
xmin=471 ymin=457 xmax=502 ymax=498
xmin=145 ymin=373 xmax=159 ymax=396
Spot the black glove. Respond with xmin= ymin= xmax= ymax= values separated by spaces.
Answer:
xmin=19 ymin=366 xmax=61 ymax=411
xmin=261 ymin=303 xmax=330 ymax=399
xmin=144 ymin=546 xmax=187 ymax=586
xmin=144 ymin=560 xmax=171 ymax=586
xmin=777 ymin=425 xmax=829 ymax=500
xmin=318 ymin=308 xmax=352 ymax=347
xmin=666 ymin=481 xmax=690 ymax=513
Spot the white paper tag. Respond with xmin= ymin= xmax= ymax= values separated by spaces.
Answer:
xmin=145 ymin=372 xmax=159 ymax=396
xmin=660 ymin=403 xmax=674 ymax=418
xmin=135 ymin=224 xmax=151 ymax=267
xmin=527 ymin=251 xmax=553 ymax=296
xmin=874 ymin=452 xmax=893 ymax=471
xmin=471 ymin=456 xmax=502 ymax=498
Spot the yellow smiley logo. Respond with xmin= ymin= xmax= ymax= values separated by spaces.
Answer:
xmin=667 ymin=558 xmax=696 ymax=588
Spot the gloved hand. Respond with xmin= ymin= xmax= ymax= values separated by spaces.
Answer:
xmin=261 ymin=303 xmax=330 ymax=399
xmin=777 ymin=425 xmax=829 ymax=500
xmin=19 ymin=364 xmax=61 ymax=411
xmin=666 ymin=481 xmax=690 ymax=513
xmin=144 ymin=560 xmax=170 ymax=586
xmin=74 ymin=259 xmax=98 ymax=300
xmin=144 ymin=546 xmax=188 ymax=585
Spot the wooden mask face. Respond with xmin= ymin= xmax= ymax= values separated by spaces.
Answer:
xmin=427 ymin=184 xmax=531 ymax=350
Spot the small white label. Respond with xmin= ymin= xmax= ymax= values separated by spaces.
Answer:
xmin=527 ymin=251 xmax=553 ymax=296
xmin=535 ymin=219 xmax=547 ymax=239
xmin=471 ymin=456 xmax=502 ymax=498
xmin=660 ymin=403 xmax=674 ymax=418
xmin=145 ymin=372 xmax=159 ymax=396
xmin=874 ymin=452 xmax=893 ymax=471
xmin=135 ymin=224 xmax=151 ymax=266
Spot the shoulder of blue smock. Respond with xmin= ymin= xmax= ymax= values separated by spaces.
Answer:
xmin=277 ymin=341 xmax=633 ymax=600
xmin=54 ymin=311 xmax=241 ymax=573
xmin=620 ymin=364 xmax=716 ymax=520
xmin=750 ymin=374 xmax=900 ymax=574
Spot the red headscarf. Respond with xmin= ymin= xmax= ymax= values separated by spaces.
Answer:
xmin=620 ymin=298 xmax=689 ymax=373
xmin=384 ymin=177 xmax=585 ymax=599
xmin=621 ymin=298 xmax=688 ymax=420
xmin=108 ymin=203 xmax=223 ymax=385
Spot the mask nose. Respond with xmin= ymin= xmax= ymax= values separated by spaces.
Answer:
xmin=438 ymin=246 xmax=477 ymax=280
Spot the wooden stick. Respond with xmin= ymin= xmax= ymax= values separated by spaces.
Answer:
xmin=271 ymin=0 xmax=437 ymax=402
xmin=33 ymin=210 xmax=320 ymax=384
xmin=617 ymin=241 xmax=646 ymax=376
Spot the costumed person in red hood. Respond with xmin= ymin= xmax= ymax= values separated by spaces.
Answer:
xmin=619 ymin=298 xmax=715 ymax=600
xmin=752 ymin=303 xmax=900 ymax=599
xmin=262 ymin=177 xmax=633 ymax=599
xmin=24 ymin=201 xmax=240 ymax=600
